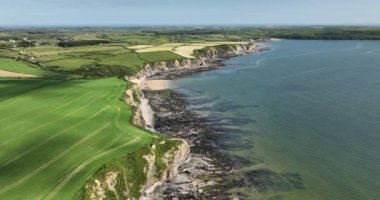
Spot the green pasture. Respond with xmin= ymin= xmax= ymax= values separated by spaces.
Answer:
xmin=23 ymin=45 xmax=64 ymax=53
xmin=0 ymin=78 xmax=154 ymax=200
xmin=35 ymin=55 xmax=72 ymax=63
xmin=0 ymin=79 xmax=61 ymax=102
xmin=138 ymin=51 xmax=184 ymax=62
xmin=3 ymin=41 xmax=191 ymax=75
xmin=98 ymin=53 xmax=144 ymax=67
xmin=0 ymin=50 xmax=19 ymax=58
xmin=44 ymin=57 xmax=95 ymax=71
xmin=0 ymin=58 xmax=60 ymax=77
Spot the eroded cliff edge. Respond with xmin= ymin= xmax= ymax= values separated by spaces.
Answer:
xmin=130 ymin=43 xmax=266 ymax=80
xmin=75 ymin=42 xmax=265 ymax=200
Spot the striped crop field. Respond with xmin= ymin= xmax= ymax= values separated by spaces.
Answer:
xmin=0 ymin=78 xmax=153 ymax=200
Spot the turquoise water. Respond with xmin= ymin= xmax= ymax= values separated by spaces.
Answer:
xmin=171 ymin=40 xmax=380 ymax=200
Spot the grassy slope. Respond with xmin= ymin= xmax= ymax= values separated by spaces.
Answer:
xmin=0 ymin=79 xmax=61 ymax=102
xmin=45 ymin=57 xmax=95 ymax=71
xmin=0 ymin=58 xmax=60 ymax=77
xmin=0 ymin=78 xmax=153 ymax=200
xmin=98 ymin=53 xmax=144 ymax=67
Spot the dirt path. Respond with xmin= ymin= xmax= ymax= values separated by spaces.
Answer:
xmin=0 ymin=70 xmax=37 ymax=78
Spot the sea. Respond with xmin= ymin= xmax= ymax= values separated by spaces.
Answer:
xmin=170 ymin=40 xmax=380 ymax=200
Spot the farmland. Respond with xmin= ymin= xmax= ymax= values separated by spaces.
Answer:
xmin=132 ymin=42 xmax=248 ymax=58
xmin=0 ymin=58 xmax=61 ymax=77
xmin=0 ymin=78 xmax=154 ymax=200
xmin=2 ymin=26 xmax=377 ymax=199
xmin=0 ymin=27 xmax=269 ymax=79
xmin=0 ymin=42 xmax=245 ymax=78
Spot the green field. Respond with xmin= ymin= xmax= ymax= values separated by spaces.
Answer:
xmin=1 ymin=29 xmax=250 ymax=77
xmin=0 ymin=58 xmax=60 ymax=77
xmin=28 ymin=49 xmax=183 ymax=74
xmin=0 ymin=79 xmax=60 ymax=102
xmin=44 ymin=57 xmax=95 ymax=71
xmin=22 ymin=45 xmax=64 ymax=54
xmin=0 ymin=78 xmax=154 ymax=200
xmin=35 ymin=55 xmax=72 ymax=63
xmin=138 ymin=51 xmax=184 ymax=62
xmin=98 ymin=53 xmax=144 ymax=67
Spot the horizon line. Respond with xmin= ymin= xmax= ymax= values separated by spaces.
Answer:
xmin=1 ymin=23 xmax=380 ymax=29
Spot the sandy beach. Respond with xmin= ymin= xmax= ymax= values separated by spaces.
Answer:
xmin=131 ymin=78 xmax=171 ymax=90
xmin=130 ymin=77 xmax=172 ymax=131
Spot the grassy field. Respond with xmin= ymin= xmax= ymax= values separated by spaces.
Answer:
xmin=134 ymin=43 xmax=184 ymax=53
xmin=0 ymin=78 xmax=154 ymax=200
xmin=0 ymin=58 xmax=61 ymax=77
xmin=98 ymin=53 xmax=144 ymax=67
xmin=173 ymin=45 xmax=209 ymax=58
xmin=0 ymin=79 xmax=61 ymax=102
xmin=127 ymin=45 xmax=154 ymax=50
xmin=138 ymin=51 xmax=184 ymax=62
xmin=23 ymin=45 xmax=124 ymax=57
xmin=0 ymin=29 xmax=252 ymax=76
xmin=17 ymin=44 xmax=187 ymax=74
xmin=44 ymin=57 xmax=95 ymax=71
xmin=17 ymin=45 xmax=187 ymax=75
xmin=35 ymin=55 xmax=72 ymax=63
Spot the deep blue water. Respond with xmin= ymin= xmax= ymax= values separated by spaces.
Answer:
xmin=171 ymin=40 xmax=380 ymax=200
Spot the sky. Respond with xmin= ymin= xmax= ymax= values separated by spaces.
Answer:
xmin=0 ymin=0 xmax=379 ymax=26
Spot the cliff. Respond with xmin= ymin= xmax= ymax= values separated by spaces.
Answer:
xmin=124 ymin=84 xmax=146 ymax=128
xmin=128 ymin=43 xmax=262 ymax=80
xmin=76 ymin=43 xmax=263 ymax=200
xmin=75 ymin=137 xmax=189 ymax=200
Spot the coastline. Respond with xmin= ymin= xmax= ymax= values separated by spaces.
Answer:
xmin=126 ymin=43 xmax=268 ymax=199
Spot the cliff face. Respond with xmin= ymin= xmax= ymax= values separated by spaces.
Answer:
xmin=77 ymin=138 xmax=190 ymax=200
xmin=128 ymin=43 xmax=259 ymax=80
xmin=124 ymin=84 xmax=146 ymax=128
xmin=199 ymin=43 xmax=259 ymax=58
xmin=140 ymin=139 xmax=190 ymax=199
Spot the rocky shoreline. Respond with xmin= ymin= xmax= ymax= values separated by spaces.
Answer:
xmin=127 ymin=43 xmax=268 ymax=199
xmin=143 ymin=90 xmax=238 ymax=199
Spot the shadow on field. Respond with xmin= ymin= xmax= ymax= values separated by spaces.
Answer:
xmin=0 ymin=78 xmax=94 ymax=103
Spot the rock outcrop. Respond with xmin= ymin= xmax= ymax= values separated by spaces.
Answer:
xmin=140 ymin=139 xmax=190 ymax=200
xmin=125 ymin=84 xmax=146 ymax=128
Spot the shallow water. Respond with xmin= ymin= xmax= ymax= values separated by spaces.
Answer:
xmin=170 ymin=40 xmax=380 ymax=200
